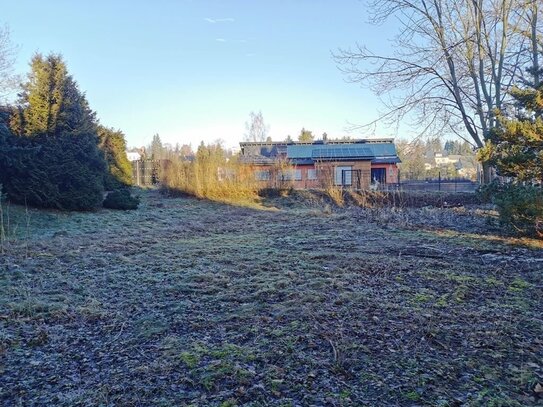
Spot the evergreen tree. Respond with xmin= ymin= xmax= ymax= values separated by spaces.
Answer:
xmin=477 ymin=64 xmax=543 ymax=237
xmin=0 ymin=109 xmax=18 ymax=184
xmin=150 ymin=133 xmax=164 ymax=160
xmin=0 ymin=107 xmax=12 ymax=153
xmin=479 ymin=80 xmax=543 ymax=182
xmin=98 ymin=125 xmax=133 ymax=190
xmin=3 ymin=53 xmax=106 ymax=210
xmin=444 ymin=140 xmax=454 ymax=155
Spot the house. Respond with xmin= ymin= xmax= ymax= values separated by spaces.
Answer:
xmin=126 ymin=151 xmax=142 ymax=162
xmin=433 ymin=153 xmax=464 ymax=167
xmin=429 ymin=153 xmax=479 ymax=179
xmin=239 ymin=138 xmax=401 ymax=189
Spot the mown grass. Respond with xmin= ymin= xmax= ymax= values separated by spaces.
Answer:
xmin=1 ymin=190 xmax=542 ymax=406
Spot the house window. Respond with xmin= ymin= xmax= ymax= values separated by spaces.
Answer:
xmin=255 ymin=170 xmax=270 ymax=181
xmin=371 ymin=168 xmax=386 ymax=184
xmin=307 ymin=169 xmax=317 ymax=180
xmin=282 ymin=169 xmax=302 ymax=181
xmin=334 ymin=166 xmax=352 ymax=186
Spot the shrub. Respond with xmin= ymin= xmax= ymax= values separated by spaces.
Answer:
xmin=484 ymin=183 xmax=543 ymax=238
xmin=103 ymin=189 xmax=140 ymax=210
xmin=1 ymin=133 xmax=106 ymax=211
xmin=476 ymin=180 xmax=503 ymax=204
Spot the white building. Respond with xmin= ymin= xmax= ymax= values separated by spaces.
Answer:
xmin=126 ymin=152 xmax=142 ymax=162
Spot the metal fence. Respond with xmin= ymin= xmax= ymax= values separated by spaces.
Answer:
xmin=132 ymin=160 xmax=163 ymax=187
xmin=330 ymin=170 xmax=480 ymax=192
xmin=399 ymin=178 xmax=479 ymax=192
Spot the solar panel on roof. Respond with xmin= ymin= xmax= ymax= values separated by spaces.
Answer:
xmin=311 ymin=147 xmax=374 ymax=159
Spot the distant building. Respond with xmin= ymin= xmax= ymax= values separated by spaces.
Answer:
xmin=239 ymin=138 xmax=401 ymax=189
xmin=126 ymin=151 xmax=142 ymax=162
xmin=434 ymin=153 xmax=459 ymax=166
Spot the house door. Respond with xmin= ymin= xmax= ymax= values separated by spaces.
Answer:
xmin=371 ymin=168 xmax=386 ymax=184
xmin=335 ymin=166 xmax=352 ymax=186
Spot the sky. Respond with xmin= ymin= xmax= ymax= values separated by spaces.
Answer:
xmin=2 ymin=0 xmax=400 ymax=149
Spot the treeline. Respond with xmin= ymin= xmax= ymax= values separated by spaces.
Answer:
xmin=0 ymin=53 xmax=134 ymax=211
xmin=143 ymin=133 xmax=194 ymax=161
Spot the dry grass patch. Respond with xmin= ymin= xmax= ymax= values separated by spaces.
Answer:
xmin=1 ymin=190 xmax=542 ymax=406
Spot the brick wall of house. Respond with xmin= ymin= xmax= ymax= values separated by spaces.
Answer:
xmin=251 ymin=161 xmax=396 ymax=189
xmin=314 ymin=161 xmax=372 ymax=189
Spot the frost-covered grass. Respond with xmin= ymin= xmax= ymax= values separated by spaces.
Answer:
xmin=1 ymin=190 xmax=542 ymax=406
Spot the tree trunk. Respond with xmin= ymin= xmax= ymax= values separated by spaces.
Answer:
xmin=481 ymin=161 xmax=494 ymax=184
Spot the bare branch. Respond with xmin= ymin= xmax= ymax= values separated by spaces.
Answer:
xmin=334 ymin=0 xmax=535 ymax=150
xmin=0 ymin=25 xmax=19 ymax=103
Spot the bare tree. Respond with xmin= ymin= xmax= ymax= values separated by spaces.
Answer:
xmin=334 ymin=0 xmax=541 ymax=182
xmin=0 ymin=25 xmax=18 ymax=103
xmin=244 ymin=110 xmax=269 ymax=142
xmin=523 ymin=0 xmax=542 ymax=87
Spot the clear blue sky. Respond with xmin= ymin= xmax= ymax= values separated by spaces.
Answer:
xmin=3 ymin=0 xmax=399 ymax=149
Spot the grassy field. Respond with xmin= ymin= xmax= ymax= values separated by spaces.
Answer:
xmin=1 ymin=190 xmax=542 ymax=406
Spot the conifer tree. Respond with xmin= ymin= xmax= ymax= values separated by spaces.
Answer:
xmin=150 ymin=133 xmax=164 ymax=160
xmin=3 ymin=53 xmax=106 ymax=210
xmin=479 ymin=77 xmax=543 ymax=182
xmin=478 ymin=63 xmax=543 ymax=237
xmin=98 ymin=125 xmax=133 ymax=190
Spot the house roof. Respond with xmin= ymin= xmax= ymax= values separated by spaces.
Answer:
xmin=288 ymin=143 xmax=399 ymax=162
xmin=239 ymin=137 xmax=395 ymax=147
xmin=240 ymin=139 xmax=400 ymax=165
xmin=287 ymin=145 xmax=374 ymax=161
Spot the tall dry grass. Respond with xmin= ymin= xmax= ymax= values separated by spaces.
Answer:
xmin=316 ymin=166 xmax=344 ymax=206
xmin=161 ymin=144 xmax=259 ymax=204
xmin=160 ymin=143 xmax=310 ymax=205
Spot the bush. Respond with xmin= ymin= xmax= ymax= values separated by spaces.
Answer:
xmin=476 ymin=180 xmax=503 ymax=204
xmin=482 ymin=183 xmax=543 ymax=238
xmin=1 ymin=133 xmax=106 ymax=211
xmin=103 ymin=189 xmax=140 ymax=210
